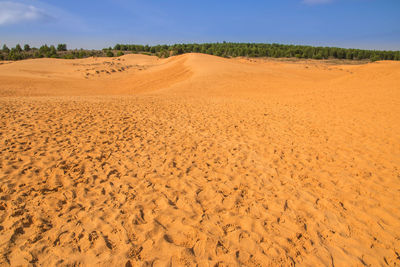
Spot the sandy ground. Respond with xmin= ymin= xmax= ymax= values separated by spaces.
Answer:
xmin=0 ymin=54 xmax=399 ymax=266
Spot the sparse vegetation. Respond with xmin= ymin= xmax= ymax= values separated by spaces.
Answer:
xmin=1 ymin=42 xmax=399 ymax=62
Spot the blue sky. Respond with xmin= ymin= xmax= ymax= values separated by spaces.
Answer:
xmin=0 ymin=0 xmax=399 ymax=50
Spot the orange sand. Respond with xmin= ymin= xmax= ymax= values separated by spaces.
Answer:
xmin=0 ymin=54 xmax=399 ymax=266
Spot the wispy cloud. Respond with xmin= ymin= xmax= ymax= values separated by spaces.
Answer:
xmin=302 ymin=0 xmax=333 ymax=5
xmin=0 ymin=1 xmax=53 ymax=25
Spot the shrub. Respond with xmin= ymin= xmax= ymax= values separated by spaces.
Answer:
xmin=106 ymin=50 xmax=114 ymax=57
xmin=116 ymin=51 xmax=124 ymax=57
xmin=77 ymin=50 xmax=87 ymax=58
xmin=63 ymin=54 xmax=75 ymax=59
xmin=370 ymin=55 xmax=381 ymax=62
xmin=312 ymin=53 xmax=323 ymax=60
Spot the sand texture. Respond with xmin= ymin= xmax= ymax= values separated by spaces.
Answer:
xmin=0 ymin=54 xmax=399 ymax=266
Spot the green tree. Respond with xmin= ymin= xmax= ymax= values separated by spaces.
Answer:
xmin=346 ymin=51 xmax=353 ymax=60
xmin=24 ymin=44 xmax=31 ymax=51
xmin=39 ymin=44 xmax=50 ymax=54
xmin=34 ymin=51 xmax=42 ymax=58
xmin=57 ymin=44 xmax=67 ymax=51
xmin=48 ymin=45 xmax=57 ymax=57
xmin=2 ymin=44 xmax=10 ymax=53
xmin=15 ymin=44 xmax=22 ymax=52
xmin=9 ymin=50 xmax=23 ymax=60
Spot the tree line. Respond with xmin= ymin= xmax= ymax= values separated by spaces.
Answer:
xmin=1 ymin=42 xmax=399 ymax=62
xmin=113 ymin=43 xmax=400 ymax=61
xmin=0 ymin=44 xmax=110 ymax=60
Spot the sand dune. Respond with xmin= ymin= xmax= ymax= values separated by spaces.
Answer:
xmin=0 ymin=54 xmax=399 ymax=266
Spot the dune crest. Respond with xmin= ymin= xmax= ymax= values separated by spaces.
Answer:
xmin=0 ymin=54 xmax=399 ymax=266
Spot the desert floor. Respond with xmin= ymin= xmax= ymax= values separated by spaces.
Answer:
xmin=0 ymin=54 xmax=399 ymax=266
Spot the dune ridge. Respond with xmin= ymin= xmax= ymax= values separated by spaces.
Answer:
xmin=0 ymin=54 xmax=399 ymax=266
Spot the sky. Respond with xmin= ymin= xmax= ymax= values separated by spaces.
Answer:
xmin=0 ymin=0 xmax=399 ymax=50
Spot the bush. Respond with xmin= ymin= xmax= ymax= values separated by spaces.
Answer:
xmin=312 ymin=53 xmax=323 ymax=60
xmin=370 ymin=55 xmax=381 ymax=62
xmin=106 ymin=50 xmax=114 ymax=57
xmin=63 ymin=54 xmax=75 ymax=59
xmin=78 ymin=50 xmax=87 ymax=58
xmin=24 ymin=44 xmax=30 ymax=51
xmin=157 ymin=49 xmax=169 ymax=58
xmin=116 ymin=51 xmax=124 ymax=57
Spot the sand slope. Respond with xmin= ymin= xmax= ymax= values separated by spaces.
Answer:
xmin=0 ymin=54 xmax=399 ymax=266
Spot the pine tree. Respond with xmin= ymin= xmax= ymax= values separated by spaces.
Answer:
xmin=15 ymin=44 xmax=22 ymax=52
xmin=2 ymin=44 xmax=10 ymax=53
xmin=49 ymin=45 xmax=57 ymax=57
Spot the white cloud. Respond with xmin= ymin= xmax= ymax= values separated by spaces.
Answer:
xmin=0 ymin=1 xmax=52 ymax=25
xmin=302 ymin=0 xmax=333 ymax=5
